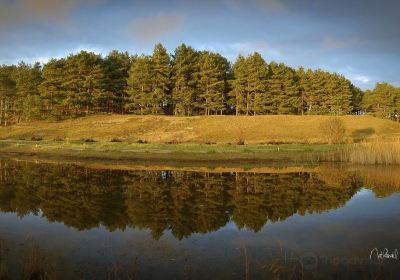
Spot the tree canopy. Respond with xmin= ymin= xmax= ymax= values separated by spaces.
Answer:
xmin=0 ymin=43 xmax=398 ymax=126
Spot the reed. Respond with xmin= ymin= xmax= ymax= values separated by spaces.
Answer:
xmin=337 ymin=139 xmax=400 ymax=165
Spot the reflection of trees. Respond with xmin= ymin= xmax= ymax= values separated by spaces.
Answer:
xmin=0 ymin=160 xmax=369 ymax=239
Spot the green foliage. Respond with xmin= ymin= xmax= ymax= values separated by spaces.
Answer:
xmin=197 ymin=51 xmax=229 ymax=115
xmin=103 ymin=50 xmax=131 ymax=113
xmin=3 ymin=42 xmax=397 ymax=126
xmin=152 ymin=43 xmax=172 ymax=114
xmin=361 ymin=83 xmax=400 ymax=120
xmin=171 ymin=44 xmax=200 ymax=116
xmin=126 ymin=55 xmax=154 ymax=114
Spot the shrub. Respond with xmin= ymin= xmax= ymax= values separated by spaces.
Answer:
xmin=30 ymin=136 xmax=43 ymax=141
xmin=236 ymin=127 xmax=245 ymax=145
xmin=110 ymin=138 xmax=123 ymax=142
xmin=137 ymin=139 xmax=148 ymax=144
xmin=165 ymin=140 xmax=179 ymax=144
xmin=81 ymin=138 xmax=96 ymax=143
xmin=319 ymin=118 xmax=346 ymax=144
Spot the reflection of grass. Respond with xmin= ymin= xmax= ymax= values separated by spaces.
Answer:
xmin=21 ymin=241 xmax=58 ymax=280
xmin=316 ymin=164 xmax=400 ymax=197
xmin=356 ymin=166 xmax=400 ymax=197
xmin=0 ymin=241 xmax=7 ymax=279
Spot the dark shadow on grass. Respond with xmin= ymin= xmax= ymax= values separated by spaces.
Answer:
xmin=352 ymin=128 xmax=375 ymax=142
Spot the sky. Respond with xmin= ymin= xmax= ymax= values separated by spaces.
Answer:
xmin=0 ymin=0 xmax=399 ymax=90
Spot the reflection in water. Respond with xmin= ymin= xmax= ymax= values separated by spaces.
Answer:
xmin=0 ymin=159 xmax=399 ymax=279
xmin=0 ymin=160 xmax=363 ymax=239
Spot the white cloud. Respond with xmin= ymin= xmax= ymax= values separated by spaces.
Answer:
xmin=0 ymin=0 xmax=102 ymax=28
xmin=194 ymin=41 xmax=281 ymax=61
xmin=322 ymin=36 xmax=360 ymax=49
xmin=126 ymin=14 xmax=184 ymax=44
xmin=223 ymin=0 xmax=285 ymax=13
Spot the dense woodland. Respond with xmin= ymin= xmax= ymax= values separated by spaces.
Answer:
xmin=0 ymin=43 xmax=399 ymax=126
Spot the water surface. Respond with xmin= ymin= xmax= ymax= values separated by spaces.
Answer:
xmin=0 ymin=159 xmax=399 ymax=279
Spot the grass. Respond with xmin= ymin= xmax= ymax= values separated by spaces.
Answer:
xmin=333 ymin=139 xmax=400 ymax=165
xmin=0 ymin=114 xmax=398 ymax=164
xmin=0 ymin=114 xmax=398 ymax=144
xmin=0 ymin=139 xmax=338 ymax=164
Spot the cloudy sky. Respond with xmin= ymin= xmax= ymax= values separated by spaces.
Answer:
xmin=0 ymin=0 xmax=399 ymax=89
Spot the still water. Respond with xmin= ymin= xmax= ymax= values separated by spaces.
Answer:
xmin=0 ymin=159 xmax=399 ymax=279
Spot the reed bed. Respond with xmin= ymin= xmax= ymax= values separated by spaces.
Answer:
xmin=337 ymin=139 xmax=400 ymax=165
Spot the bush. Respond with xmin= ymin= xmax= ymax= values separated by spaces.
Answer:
xmin=137 ymin=139 xmax=148 ymax=144
xmin=81 ymin=138 xmax=96 ymax=143
xmin=110 ymin=138 xmax=123 ymax=142
xmin=319 ymin=118 xmax=346 ymax=144
xmin=165 ymin=140 xmax=179 ymax=144
xmin=236 ymin=127 xmax=245 ymax=145
xmin=30 ymin=136 xmax=43 ymax=141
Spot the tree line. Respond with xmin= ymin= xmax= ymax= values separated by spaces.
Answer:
xmin=1 ymin=43 xmax=399 ymax=126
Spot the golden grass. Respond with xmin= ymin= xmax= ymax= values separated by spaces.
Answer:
xmin=0 ymin=114 xmax=398 ymax=144
xmin=338 ymin=139 xmax=400 ymax=165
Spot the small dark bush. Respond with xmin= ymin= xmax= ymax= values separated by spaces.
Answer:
xmin=205 ymin=141 xmax=216 ymax=145
xmin=31 ymin=136 xmax=43 ymax=141
xmin=137 ymin=139 xmax=148 ymax=144
xmin=82 ymin=138 xmax=96 ymax=143
xmin=165 ymin=140 xmax=179 ymax=144
xmin=110 ymin=138 xmax=123 ymax=142
xmin=236 ymin=140 xmax=245 ymax=145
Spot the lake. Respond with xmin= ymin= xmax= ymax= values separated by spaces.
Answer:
xmin=0 ymin=158 xmax=399 ymax=279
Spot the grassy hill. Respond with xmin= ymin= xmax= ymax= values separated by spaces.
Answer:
xmin=0 ymin=115 xmax=398 ymax=144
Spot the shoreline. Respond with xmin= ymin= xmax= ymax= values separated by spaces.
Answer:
xmin=0 ymin=140 xmax=336 ymax=166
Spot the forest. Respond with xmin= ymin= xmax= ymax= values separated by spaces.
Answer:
xmin=0 ymin=43 xmax=399 ymax=126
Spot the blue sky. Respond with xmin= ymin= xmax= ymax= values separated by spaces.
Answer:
xmin=0 ymin=0 xmax=399 ymax=89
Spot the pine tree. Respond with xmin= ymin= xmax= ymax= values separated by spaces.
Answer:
xmin=305 ymin=70 xmax=327 ymax=114
xmin=171 ymin=44 xmax=199 ymax=116
xmin=152 ymin=43 xmax=171 ymax=114
xmin=362 ymin=83 xmax=399 ymax=118
xmin=62 ymin=51 xmax=106 ymax=116
xmin=0 ymin=66 xmax=16 ymax=126
xmin=246 ymin=52 xmax=268 ymax=115
xmin=198 ymin=51 xmax=229 ymax=115
xmin=231 ymin=55 xmax=249 ymax=115
xmin=39 ymin=58 xmax=66 ymax=119
xmin=103 ymin=50 xmax=131 ymax=113
xmin=13 ymin=62 xmax=42 ymax=121
xmin=266 ymin=62 xmax=299 ymax=114
xmin=126 ymin=55 xmax=154 ymax=114
xmin=295 ymin=67 xmax=308 ymax=115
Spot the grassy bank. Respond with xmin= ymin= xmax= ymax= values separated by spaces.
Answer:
xmin=0 ymin=115 xmax=398 ymax=164
xmin=0 ymin=114 xmax=399 ymax=144
xmin=0 ymin=140 xmax=338 ymax=165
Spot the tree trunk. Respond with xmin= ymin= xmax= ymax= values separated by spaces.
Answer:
xmin=246 ymin=92 xmax=249 ymax=116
